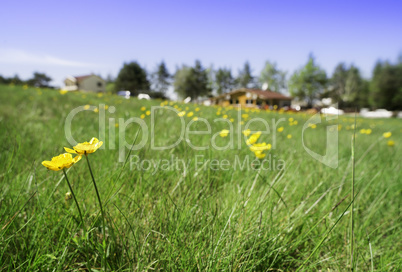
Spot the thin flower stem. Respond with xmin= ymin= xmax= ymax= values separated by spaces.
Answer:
xmin=85 ymin=154 xmax=107 ymax=269
xmin=62 ymin=169 xmax=84 ymax=228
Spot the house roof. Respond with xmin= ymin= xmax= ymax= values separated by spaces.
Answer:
xmin=65 ymin=74 xmax=104 ymax=83
xmin=213 ymin=88 xmax=292 ymax=100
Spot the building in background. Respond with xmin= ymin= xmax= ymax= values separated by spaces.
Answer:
xmin=211 ymin=88 xmax=292 ymax=108
xmin=63 ymin=74 xmax=105 ymax=93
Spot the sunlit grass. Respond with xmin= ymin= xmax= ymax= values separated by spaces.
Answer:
xmin=0 ymin=84 xmax=400 ymax=271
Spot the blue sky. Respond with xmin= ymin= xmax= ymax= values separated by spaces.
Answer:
xmin=1 ymin=0 xmax=401 ymax=90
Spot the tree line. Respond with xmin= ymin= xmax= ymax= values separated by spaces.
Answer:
xmin=2 ymin=54 xmax=401 ymax=110
xmin=0 ymin=72 xmax=53 ymax=88
xmin=113 ymin=54 xmax=402 ymax=110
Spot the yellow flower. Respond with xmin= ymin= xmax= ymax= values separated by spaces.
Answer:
xmin=115 ymin=123 xmax=119 ymax=127
xmin=178 ymin=111 xmax=186 ymax=117
xmin=146 ymin=110 xmax=151 ymax=116
xmin=242 ymin=114 xmax=249 ymax=119
xmin=365 ymin=129 xmax=372 ymax=135
xmin=187 ymin=111 xmax=194 ymax=117
xmin=223 ymin=114 xmax=228 ymax=119
xmin=360 ymin=129 xmax=366 ymax=134
xmin=250 ymin=143 xmax=271 ymax=152
xmin=219 ymin=129 xmax=229 ymax=137
xmin=42 ymin=153 xmax=82 ymax=171
xmin=94 ymin=108 xmax=99 ymax=113
xmin=288 ymin=117 xmax=294 ymax=122
xmin=140 ymin=114 xmax=145 ymax=119
xmin=277 ymin=127 xmax=284 ymax=132
xmin=97 ymin=93 xmax=103 ymax=97
xmin=254 ymin=150 xmax=266 ymax=159
xmin=242 ymin=129 xmax=251 ymax=137
xmin=246 ymin=132 xmax=261 ymax=145
xmin=59 ymin=90 xmax=68 ymax=95
xmin=383 ymin=132 xmax=392 ymax=138
xmin=387 ymin=140 xmax=395 ymax=146
xmin=287 ymin=134 xmax=292 ymax=139
xmin=293 ymin=120 xmax=298 ymax=125
xmin=337 ymin=125 xmax=342 ymax=131
xmin=141 ymin=106 xmax=146 ymax=111
xmin=84 ymin=105 xmax=90 ymax=110
xmin=310 ymin=124 xmax=317 ymax=129
xmin=64 ymin=137 xmax=103 ymax=155
xmin=195 ymin=107 xmax=200 ymax=112
xmin=216 ymin=111 xmax=221 ymax=116
xmin=192 ymin=117 xmax=199 ymax=121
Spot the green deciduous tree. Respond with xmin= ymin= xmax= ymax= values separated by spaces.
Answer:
xmin=259 ymin=61 xmax=286 ymax=93
xmin=115 ymin=62 xmax=150 ymax=95
xmin=288 ymin=55 xmax=327 ymax=107
xmin=328 ymin=63 xmax=366 ymax=108
xmin=174 ymin=60 xmax=211 ymax=100
xmin=27 ymin=72 xmax=52 ymax=88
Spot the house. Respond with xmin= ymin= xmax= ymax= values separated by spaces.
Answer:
xmin=211 ymin=88 xmax=292 ymax=108
xmin=63 ymin=74 xmax=106 ymax=93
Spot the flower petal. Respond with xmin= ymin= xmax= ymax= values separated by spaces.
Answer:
xmin=64 ymin=147 xmax=77 ymax=154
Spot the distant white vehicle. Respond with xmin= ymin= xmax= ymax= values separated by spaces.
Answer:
xmin=138 ymin=93 xmax=151 ymax=100
xmin=117 ymin=90 xmax=130 ymax=99
xmin=321 ymin=107 xmax=344 ymax=115
xmin=360 ymin=108 xmax=392 ymax=118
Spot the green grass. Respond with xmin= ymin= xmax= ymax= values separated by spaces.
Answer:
xmin=0 ymin=84 xmax=401 ymax=271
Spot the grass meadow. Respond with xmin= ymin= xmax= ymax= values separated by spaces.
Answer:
xmin=0 ymin=84 xmax=400 ymax=271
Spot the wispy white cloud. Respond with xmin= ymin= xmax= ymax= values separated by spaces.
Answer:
xmin=0 ymin=48 xmax=93 ymax=67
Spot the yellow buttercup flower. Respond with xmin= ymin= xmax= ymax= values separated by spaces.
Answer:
xmin=383 ymin=132 xmax=392 ymax=138
xmin=42 ymin=153 xmax=82 ymax=171
xmin=288 ymin=117 xmax=294 ymax=122
xmin=223 ymin=114 xmax=228 ymax=119
xmin=192 ymin=117 xmax=199 ymax=121
xmin=277 ymin=127 xmax=284 ymax=132
xmin=254 ymin=150 xmax=266 ymax=159
xmin=310 ymin=124 xmax=317 ymax=129
xmin=365 ymin=129 xmax=372 ymax=135
xmin=178 ymin=111 xmax=186 ymax=117
xmin=141 ymin=106 xmax=146 ymax=111
xmin=219 ymin=129 xmax=229 ymax=137
xmin=246 ymin=132 xmax=261 ymax=145
xmin=59 ymin=90 xmax=68 ymax=95
xmin=250 ymin=143 xmax=271 ymax=152
xmin=287 ymin=134 xmax=292 ymax=139
xmin=387 ymin=140 xmax=395 ymax=146
xmin=187 ymin=111 xmax=194 ymax=117
xmin=146 ymin=110 xmax=151 ymax=116
xmin=65 ymin=137 xmax=103 ymax=155
xmin=140 ymin=114 xmax=145 ymax=119
xmin=242 ymin=129 xmax=251 ymax=136
xmin=195 ymin=107 xmax=200 ymax=112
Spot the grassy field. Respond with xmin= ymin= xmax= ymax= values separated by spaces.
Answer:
xmin=0 ymin=84 xmax=400 ymax=271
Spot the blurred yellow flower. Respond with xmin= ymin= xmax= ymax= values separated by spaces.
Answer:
xmin=146 ymin=110 xmax=151 ymax=116
xmin=115 ymin=123 xmax=119 ymax=127
xmin=195 ymin=107 xmax=200 ymax=112
xmin=223 ymin=114 xmax=228 ymax=119
xmin=310 ymin=124 xmax=317 ymax=129
xmin=59 ymin=90 xmax=68 ymax=95
xmin=192 ymin=117 xmax=199 ymax=121
xmin=287 ymin=134 xmax=292 ymax=139
xmin=250 ymin=143 xmax=271 ymax=152
xmin=140 ymin=114 xmax=145 ymax=119
xmin=383 ymin=132 xmax=392 ymax=138
xmin=365 ymin=129 xmax=372 ymax=135
xmin=178 ymin=111 xmax=186 ymax=117
xmin=94 ymin=108 xmax=99 ymax=113
xmin=64 ymin=137 xmax=103 ymax=155
xmin=387 ymin=140 xmax=395 ymax=146
xmin=254 ymin=150 xmax=266 ymax=159
xmin=242 ymin=129 xmax=251 ymax=137
xmin=277 ymin=127 xmax=284 ymax=132
xmin=187 ymin=111 xmax=194 ymax=117
xmin=220 ymin=129 xmax=229 ymax=137
xmin=84 ymin=105 xmax=90 ymax=110
xmin=288 ymin=117 xmax=294 ymax=122
xmin=97 ymin=93 xmax=103 ymax=97
xmin=141 ymin=106 xmax=146 ymax=111
xmin=42 ymin=153 xmax=81 ymax=171
xmin=246 ymin=132 xmax=261 ymax=145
